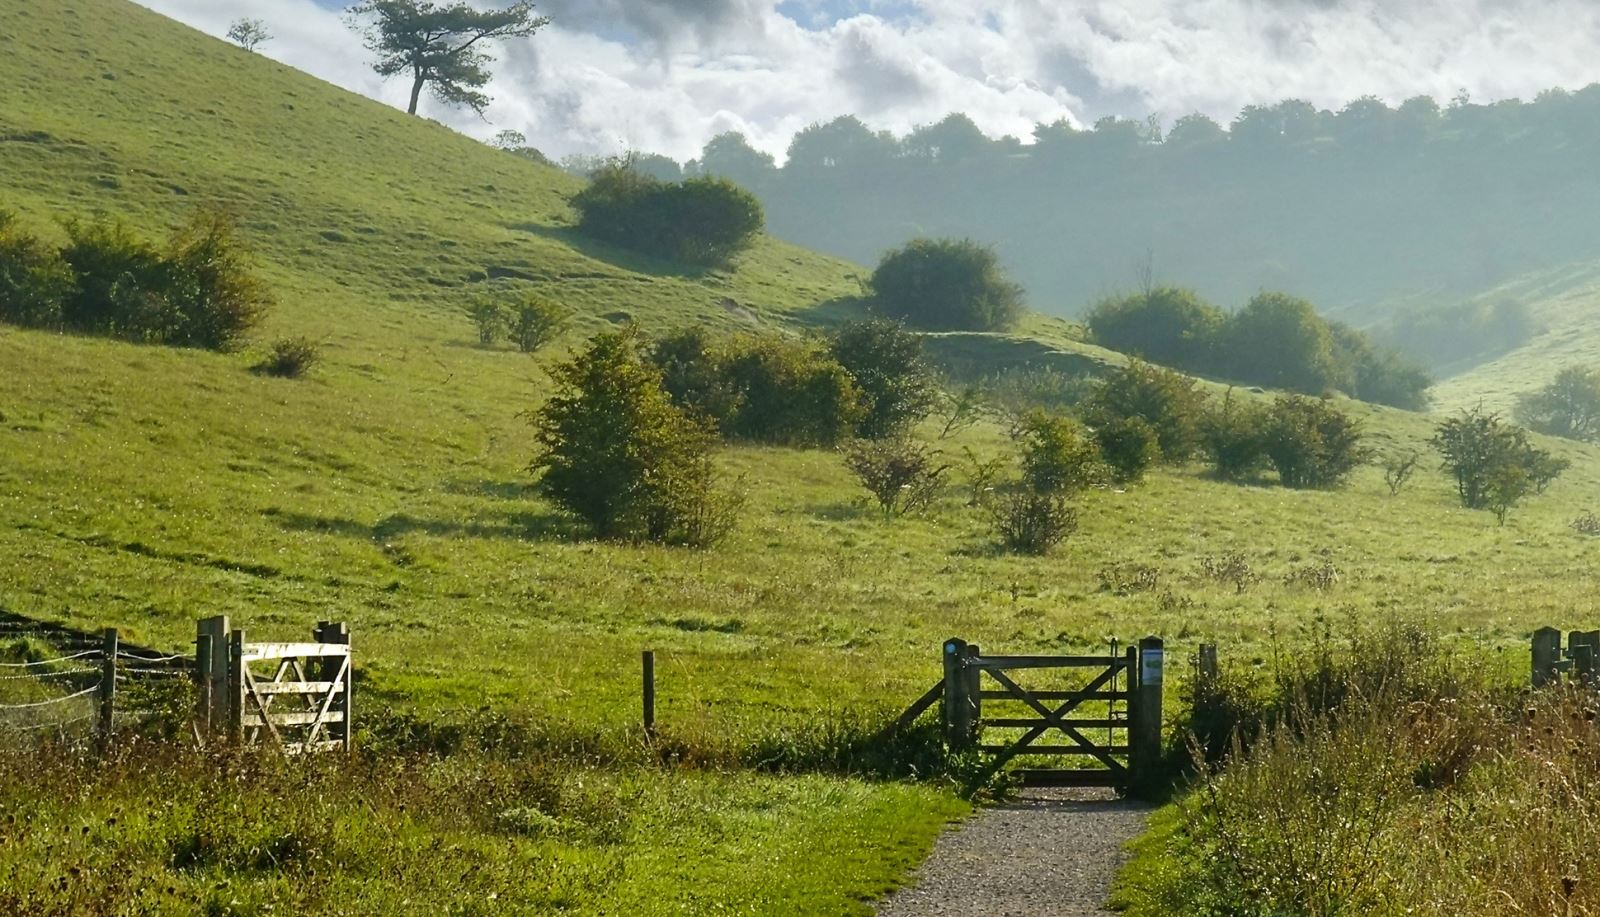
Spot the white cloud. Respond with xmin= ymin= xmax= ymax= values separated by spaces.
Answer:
xmin=137 ymin=0 xmax=1600 ymax=162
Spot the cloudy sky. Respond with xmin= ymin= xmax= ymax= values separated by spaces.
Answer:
xmin=138 ymin=0 xmax=1600 ymax=162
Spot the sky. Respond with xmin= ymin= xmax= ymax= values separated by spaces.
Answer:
xmin=138 ymin=0 xmax=1600 ymax=163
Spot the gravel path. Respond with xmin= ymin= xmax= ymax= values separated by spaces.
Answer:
xmin=876 ymin=788 xmax=1151 ymax=917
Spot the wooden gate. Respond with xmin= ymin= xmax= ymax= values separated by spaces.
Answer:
xmin=195 ymin=617 xmax=352 ymax=754
xmin=896 ymin=636 xmax=1164 ymax=792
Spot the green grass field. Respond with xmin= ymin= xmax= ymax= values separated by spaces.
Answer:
xmin=5 ymin=0 xmax=1600 ymax=910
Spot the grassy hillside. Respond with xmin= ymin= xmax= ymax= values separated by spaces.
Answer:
xmin=1429 ymin=260 xmax=1600 ymax=414
xmin=6 ymin=0 xmax=1600 ymax=909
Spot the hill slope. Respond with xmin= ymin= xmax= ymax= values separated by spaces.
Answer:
xmin=3 ymin=0 xmax=1600 ymax=739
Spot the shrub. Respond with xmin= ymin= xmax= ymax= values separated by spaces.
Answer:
xmin=1517 ymin=365 xmax=1600 ymax=441
xmin=1258 ymin=395 xmax=1366 ymax=489
xmin=649 ymin=326 xmax=742 ymax=426
xmin=842 ymin=437 xmax=948 ymax=516
xmin=1014 ymin=410 xmax=1106 ymax=495
xmin=0 ymin=210 xmax=72 ymax=328
xmin=1085 ymin=360 xmax=1206 ymax=462
xmin=1217 ymin=291 xmax=1339 ymax=394
xmin=869 ymin=237 xmax=1024 ymax=331
xmin=1092 ymin=415 xmax=1160 ymax=483
xmin=1573 ymin=511 xmax=1600 ymax=536
xmin=255 ymin=337 xmax=320 ymax=378
xmin=828 ymin=319 xmax=939 ymax=439
xmin=57 ymin=211 xmax=268 ymax=350
xmin=467 ymin=300 xmax=505 ymax=345
xmin=509 ymin=295 xmax=570 ymax=354
xmin=988 ymin=489 xmax=1077 ymax=555
xmin=532 ymin=327 xmax=737 ymax=544
xmin=1383 ymin=452 xmax=1419 ymax=495
xmin=1329 ymin=321 xmax=1432 ymax=410
xmin=1096 ymin=562 xmax=1161 ymax=594
xmin=1431 ymin=407 xmax=1565 ymax=515
xmin=1199 ymin=392 xmax=1266 ymax=481
xmin=719 ymin=334 xmax=862 ymax=447
xmin=1085 ymin=286 xmax=1222 ymax=368
xmin=571 ymin=163 xmax=763 ymax=267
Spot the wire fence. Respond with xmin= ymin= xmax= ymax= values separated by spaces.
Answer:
xmin=0 ymin=632 xmax=195 ymax=742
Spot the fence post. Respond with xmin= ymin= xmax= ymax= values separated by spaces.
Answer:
xmin=1533 ymin=627 xmax=1563 ymax=688
xmin=965 ymin=644 xmax=982 ymax=741
xmin=1131 ymin=636 xmax=1164 ymax=797
xmin=1571 ymin=631 xmax=1598 ymax=685
xmin=227 ymin=628 xmax=245 ymax=747
xmin=96 ymin=628 xmax=117 ymax=753
xmin=197 ymin=616 xmax=230 ymax=733
xmin=642 ymin=650 xmax=656 ymax=740
xmin=194 ymin=632 xmax=213 ymax=738
xmin=314 ymin=621 xmax=352 ymax=752
xmin=942 ymin=638 xmax=970 ymax=752
xmin=1197 ymin=644 xmax=1219 ymax=684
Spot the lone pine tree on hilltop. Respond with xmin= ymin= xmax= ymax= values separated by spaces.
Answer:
xmin=345 ymin=0 xmax=549 ymax=116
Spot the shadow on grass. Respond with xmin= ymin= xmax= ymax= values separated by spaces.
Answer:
xmin=808 ymin=501 xmax=876 ymax=522
xmin=504 ymin=223 xmax=719 ymax=281
xmin=263 ymin=507 xmax=582 ymax=542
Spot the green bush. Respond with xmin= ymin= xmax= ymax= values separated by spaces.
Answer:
xmin=869 ymin=238 xmax=1024 ymax=331
xmin=1085 ymin=360 xmax=1206 ymax=462
xmin=508 ymin=295 xmax=570 ymax=354
xmin=0 ymin=210 xmax=72 ymax=328
xmin=1258 ymin=395 xmax=1366 ymax=489
xmin=55 ymin=211 xmax=267 ymax=350
xmin=1086 ymin=286 xmax=1222 ymax=369
xmin=842 ymin=437 xmax=948 ymax=516
xmin=1015 ymin=410 xmax=1106 ymax=495
xmin=255 ymin=336 xmax=321 ymax=378
xmin=650 ymin=326 xmax=742 ymax=426
xmin=1217 ymin=292 xmax=1339 ymax=394
xmin=1516 ymin=365 xmax=1600 ymax=441
xmin=988 ymin=489 xmax=1077 ymax=555
xmin=467 ymin=300 xmax=505 ymax=345
xmin=1199 ymin=392 xmax=1266 ymax=481
xmin=719 ymin=334 xmax=862 ymax=447
xmin=1431 ymin=407 xmax=1567 ymax=518
xmin=532 ymin=327 xmax=738 ymax=545
xmin=572 ymin=163 xmax=763 ymax=267
xmin=828 ymin=319 xmax=939 ymax=439
xmin=1092 ymin=415 xmax=1160 ymax=483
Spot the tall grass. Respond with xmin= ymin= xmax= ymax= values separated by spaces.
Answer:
xmin=1122 ymin=625 xmax=1600 ymax=916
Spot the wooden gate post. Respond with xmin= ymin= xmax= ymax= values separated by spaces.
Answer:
xmin=197 ymin=616 xmax=230 ymax=733
xmin=313 ymin=621 xmax=352 ymax=752
xmin=965 ymin=644 xmax=982 ymax=741
xmin=942 ymin=638 xmax=971 ymax=752
xmin=1197 ymin=644 xmax=1219 ymax=684
xmin=1532 ymin=627 xmax=1563 ymax=688
xmin=227 ymin=628 xmax=245 ymax=746
xmin=1130 ymin=636 xmax=1164 ymax=796
xmin=1571 ymin=631 xmax=1599 ymax=685
xmin=642 ymin=650 xmax=656 ymax=740
xmin=96 ymin=628 xmax=117 ymax=753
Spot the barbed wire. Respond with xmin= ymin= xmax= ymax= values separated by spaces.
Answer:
xmin=0 ymin=650 xmax=100 ymax=668
xmin=0 ymin=685 xmax=98 ymax=710
xmin=0 ymin=667 xmax=97 ymax=681
xmin=116 ymin=651 xmax=188 ymax=664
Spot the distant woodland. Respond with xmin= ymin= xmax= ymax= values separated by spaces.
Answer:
xmin=585 ymin=88 xmax=1600 ymax=370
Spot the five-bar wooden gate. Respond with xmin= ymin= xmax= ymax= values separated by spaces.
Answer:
xmin=195 ymin=616 xmax=352 ymax=754
xmin=896 ymin=636 xmax=1163 ymax=793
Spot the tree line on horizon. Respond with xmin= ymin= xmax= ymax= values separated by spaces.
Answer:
xmin=559 ymin=87 xmax=1600 ymax=370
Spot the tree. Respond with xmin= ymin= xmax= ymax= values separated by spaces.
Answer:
xmin=870 ymin=238 xmax=1024 ymax=331
xmin=508 ymin=295 xmax=568 ymax=353
xmin=227 ymin=18 xmax=272 ymax=52
xmin=0 ymin=211 xmax=72 ymax=329
xmin=1516 ymin=366 xmax=1600 ymax=441
xmin=1086 ymin=286 xmax=1223 ymax=370
xmin=694 ymin=132 xmax=776 ymax=188
xmin=532 ymin=328 xmax=732 ymax=543
xmin=345 ymin=1 xmax=549 ymax=116
xmin=571 ymin=163 xmax=764 ymax=267
xmin=828 ymin=319 xmax=939 ymax=439
xmin=1431 ymin=407 xmax=1565 ymax=514
xmin=1219 ymin=292 xmax=1339 ymax=394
